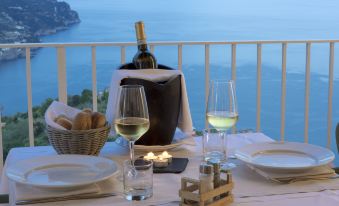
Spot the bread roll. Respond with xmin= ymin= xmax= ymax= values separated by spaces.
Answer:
xmin=55 ymin=114 xmax=72 ymax=122
xmin=55 ymin=117 xmax=73 ymax=130
xmin=91 ymin=112 xmax=106 ymax=129
xmin=72 ymin=112 xmax=92 ymax=130
xmin=82 ymin=108 xmax=92 ymax=114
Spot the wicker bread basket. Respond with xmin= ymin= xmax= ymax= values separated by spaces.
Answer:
xmin=46 ymin=124 xmax=111 ymax=156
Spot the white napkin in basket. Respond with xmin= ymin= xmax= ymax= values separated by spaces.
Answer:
xmin=44 ymin=101 xmax=81 ymax=130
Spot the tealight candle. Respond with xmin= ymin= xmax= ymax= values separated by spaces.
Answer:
xmin=159 ymin=151 xmax=172 ymax=163
xmin=153 ymin=156 xmax=168 ymax=168
xmin=144 ymin=152 xmax=157 ymax=161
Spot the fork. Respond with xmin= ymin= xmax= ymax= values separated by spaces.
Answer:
xmin=276 ymin=174 xmax=339 ymax=184
xmin=15 ymin=192 xmax=119 ymax=205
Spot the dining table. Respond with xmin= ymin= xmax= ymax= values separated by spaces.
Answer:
xmin=0 ymin=132 xmax=339 ymax=206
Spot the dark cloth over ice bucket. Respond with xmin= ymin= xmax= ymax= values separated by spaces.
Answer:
xmin=119 ymin=63 xmax=181 ymax=145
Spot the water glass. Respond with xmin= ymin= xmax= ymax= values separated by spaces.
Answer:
xmin=202 ymin=129 xmax=227 ymax=162
xmin=123 ymin=159 xmax=153 ymax=201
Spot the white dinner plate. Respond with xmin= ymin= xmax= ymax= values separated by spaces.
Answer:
xmin=235 ymin=142 xmax=335 ymax=171
xmin=6 ymin=155 xmax=118 ymax=188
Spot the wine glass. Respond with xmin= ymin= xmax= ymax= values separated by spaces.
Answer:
xmin=114 ymin=85 xmax=150 ymax=165
xmin=206 ymin=80 xmax=238 ymax=168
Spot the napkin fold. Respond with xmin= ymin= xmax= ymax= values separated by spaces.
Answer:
xmin=10 ymin=181 xmax=100 ymax=202
xmin=105 ymin=69 xmax=193 ymax=134
xmin=44 ymin=101 xmax=81 ymax=130
xmin=247 ymin=164 xmax=337 ymax=184
xmin=9 ymin=176 xmax=123 ymax=204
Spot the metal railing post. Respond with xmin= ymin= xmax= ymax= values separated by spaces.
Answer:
xmin=91 ymin=46 xmax=98 ymax=112
xmin=205 ymin=44 xmax=210 ymax=129
xmin=178 ymin=44 xmax=183 ymax=71
xmin=26 ymin=48 xmax=34 ymax=147
xmin=57 ymin=47 xmax=67 ymax=104
xmin=231 ymin=44 xmax=237 ymax=81
xmin=327 ymin=42 xmax=335 ymax=148
xmin=304 ymin=43 xmax=311 ymax=143
xmin=0 ymin=110 xmax=4 ymax=170
xmin=121 ymin=46 xmax=126 ymax=64
xmin=256 ymin=44 xmax=262 ymax=132
xmin=280 ymin=43 xmax=287 ymax=142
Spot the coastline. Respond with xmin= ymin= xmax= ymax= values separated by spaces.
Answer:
xmin=0 ymin=0 xmax=80 ymax=61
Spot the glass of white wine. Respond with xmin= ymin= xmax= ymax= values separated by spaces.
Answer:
xmin=206 ymin=80 xmax=238 ymax=168
xmin=114 ymin=85 xmax=150 ymax=165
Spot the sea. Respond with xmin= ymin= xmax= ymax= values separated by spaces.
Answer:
xmin=1 ymin=0 xmax=339 ymax=161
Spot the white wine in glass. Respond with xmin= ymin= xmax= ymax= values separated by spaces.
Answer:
xmin=115 ymin=117 xmax=150 ymax=141
xmin=114 ymin=85 xmax=150 ymax=165
xmin=206 ymin=111 xmax=239 ymax=131
xmin=206 ymin=80 xmax=238 ymax=168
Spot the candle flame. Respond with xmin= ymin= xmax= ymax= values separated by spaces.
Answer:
xmin=161 ymin=151 xmax=172 ymax=158
xmin=146 ymin=152 xmax=155 ymax=157
xmin=162 ymin=151 xmax=169 ymax=156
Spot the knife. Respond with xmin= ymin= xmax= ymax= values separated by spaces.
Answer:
xmin=15 ymin=192 xmax=119 ymax=205
xmin=0 ymin=192 xmax=118 ymax=205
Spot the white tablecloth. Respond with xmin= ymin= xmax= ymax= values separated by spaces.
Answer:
xmin=0 ymin=133 xmax=339 ymax=206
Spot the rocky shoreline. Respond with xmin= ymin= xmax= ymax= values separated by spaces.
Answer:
xmin=0 ymin=0 xmax=80 ymax=61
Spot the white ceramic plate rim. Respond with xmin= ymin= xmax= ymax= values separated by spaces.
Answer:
xmin=5 ymin=155 xmax=119 ymax=188
xmin=235 ymin=141 xmax=335 ymax=170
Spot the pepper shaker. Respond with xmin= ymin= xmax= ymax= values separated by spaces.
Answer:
xmin=207 ymin=159 xmax=221 ymax=188
xmin=207 ymin=159 xmax=221 ymax=200
xmin=220 ymin=169 xmax=232 ymax=198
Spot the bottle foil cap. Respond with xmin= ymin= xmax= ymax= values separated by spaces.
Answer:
xmin=135 ymin=21 xmax=146 ymax=40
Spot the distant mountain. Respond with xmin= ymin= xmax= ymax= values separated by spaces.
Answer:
xmin=0 ymin=0 xmax=80 ymax=61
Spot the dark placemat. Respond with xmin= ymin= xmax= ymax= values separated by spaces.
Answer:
xmin=0 ymin=194 xmax=9 ymax=204
xmin=153 ymin=157 xmax=189 ymax=173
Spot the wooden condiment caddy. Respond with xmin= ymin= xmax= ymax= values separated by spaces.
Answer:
xmin=179 ymin=171 xmax=234 ymax=206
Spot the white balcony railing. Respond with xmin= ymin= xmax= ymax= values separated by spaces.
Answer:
xmin=0 ymin=39 xmax=338 ymax=171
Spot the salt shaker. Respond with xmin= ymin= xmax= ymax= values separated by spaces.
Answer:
xmin=207 ymin=159 xmax=221 ymax=200
xmin=199 ymin=163 xmax=214 ymax=203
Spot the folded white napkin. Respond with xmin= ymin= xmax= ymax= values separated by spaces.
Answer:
xmin=10 ymin=181 xmax=100 ymax=202
xmin=105 ymin=69 xmax=193 ymax=134
xmin=247 ymin=164 xmax=337 ymax=183
xmin=9 ymin=176 xmax=123 ymax=204
xmin=44 ymin=101 xmax=81 ymax=130
xmin=133 ymin=129 xmax=196 ymax=151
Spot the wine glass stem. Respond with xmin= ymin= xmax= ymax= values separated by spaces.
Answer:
xmin=129 ymin=140 xmax=135 ymax=166
xmin=219 ymin=131 xmax=227 ymax=160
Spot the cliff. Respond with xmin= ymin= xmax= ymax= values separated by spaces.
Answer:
xmin=0 ymin=0 xmax=80 ymax=61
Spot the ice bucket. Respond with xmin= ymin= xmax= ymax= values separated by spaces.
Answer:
xmin=119 ymin=63 xmax=181 ymax=146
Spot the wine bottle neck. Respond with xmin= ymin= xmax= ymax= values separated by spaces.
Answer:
xmin=138 ymin=43 xmax=148 ymax=51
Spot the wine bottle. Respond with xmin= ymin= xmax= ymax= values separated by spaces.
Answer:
xmin=133 ymin=21 xmax=158 ymax=69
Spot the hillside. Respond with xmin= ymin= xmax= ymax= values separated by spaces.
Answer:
xmin=0 ymin=0 xmax=80 ymax=61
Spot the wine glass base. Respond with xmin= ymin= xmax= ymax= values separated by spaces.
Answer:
xmin=221 ymin=162 xmax=236 ymax=170
xmin=228 ymin=155 xmax=237 ymax=159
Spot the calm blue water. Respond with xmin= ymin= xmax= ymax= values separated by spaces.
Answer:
xmin=1 ymin=0 xmax=339 ymax=161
